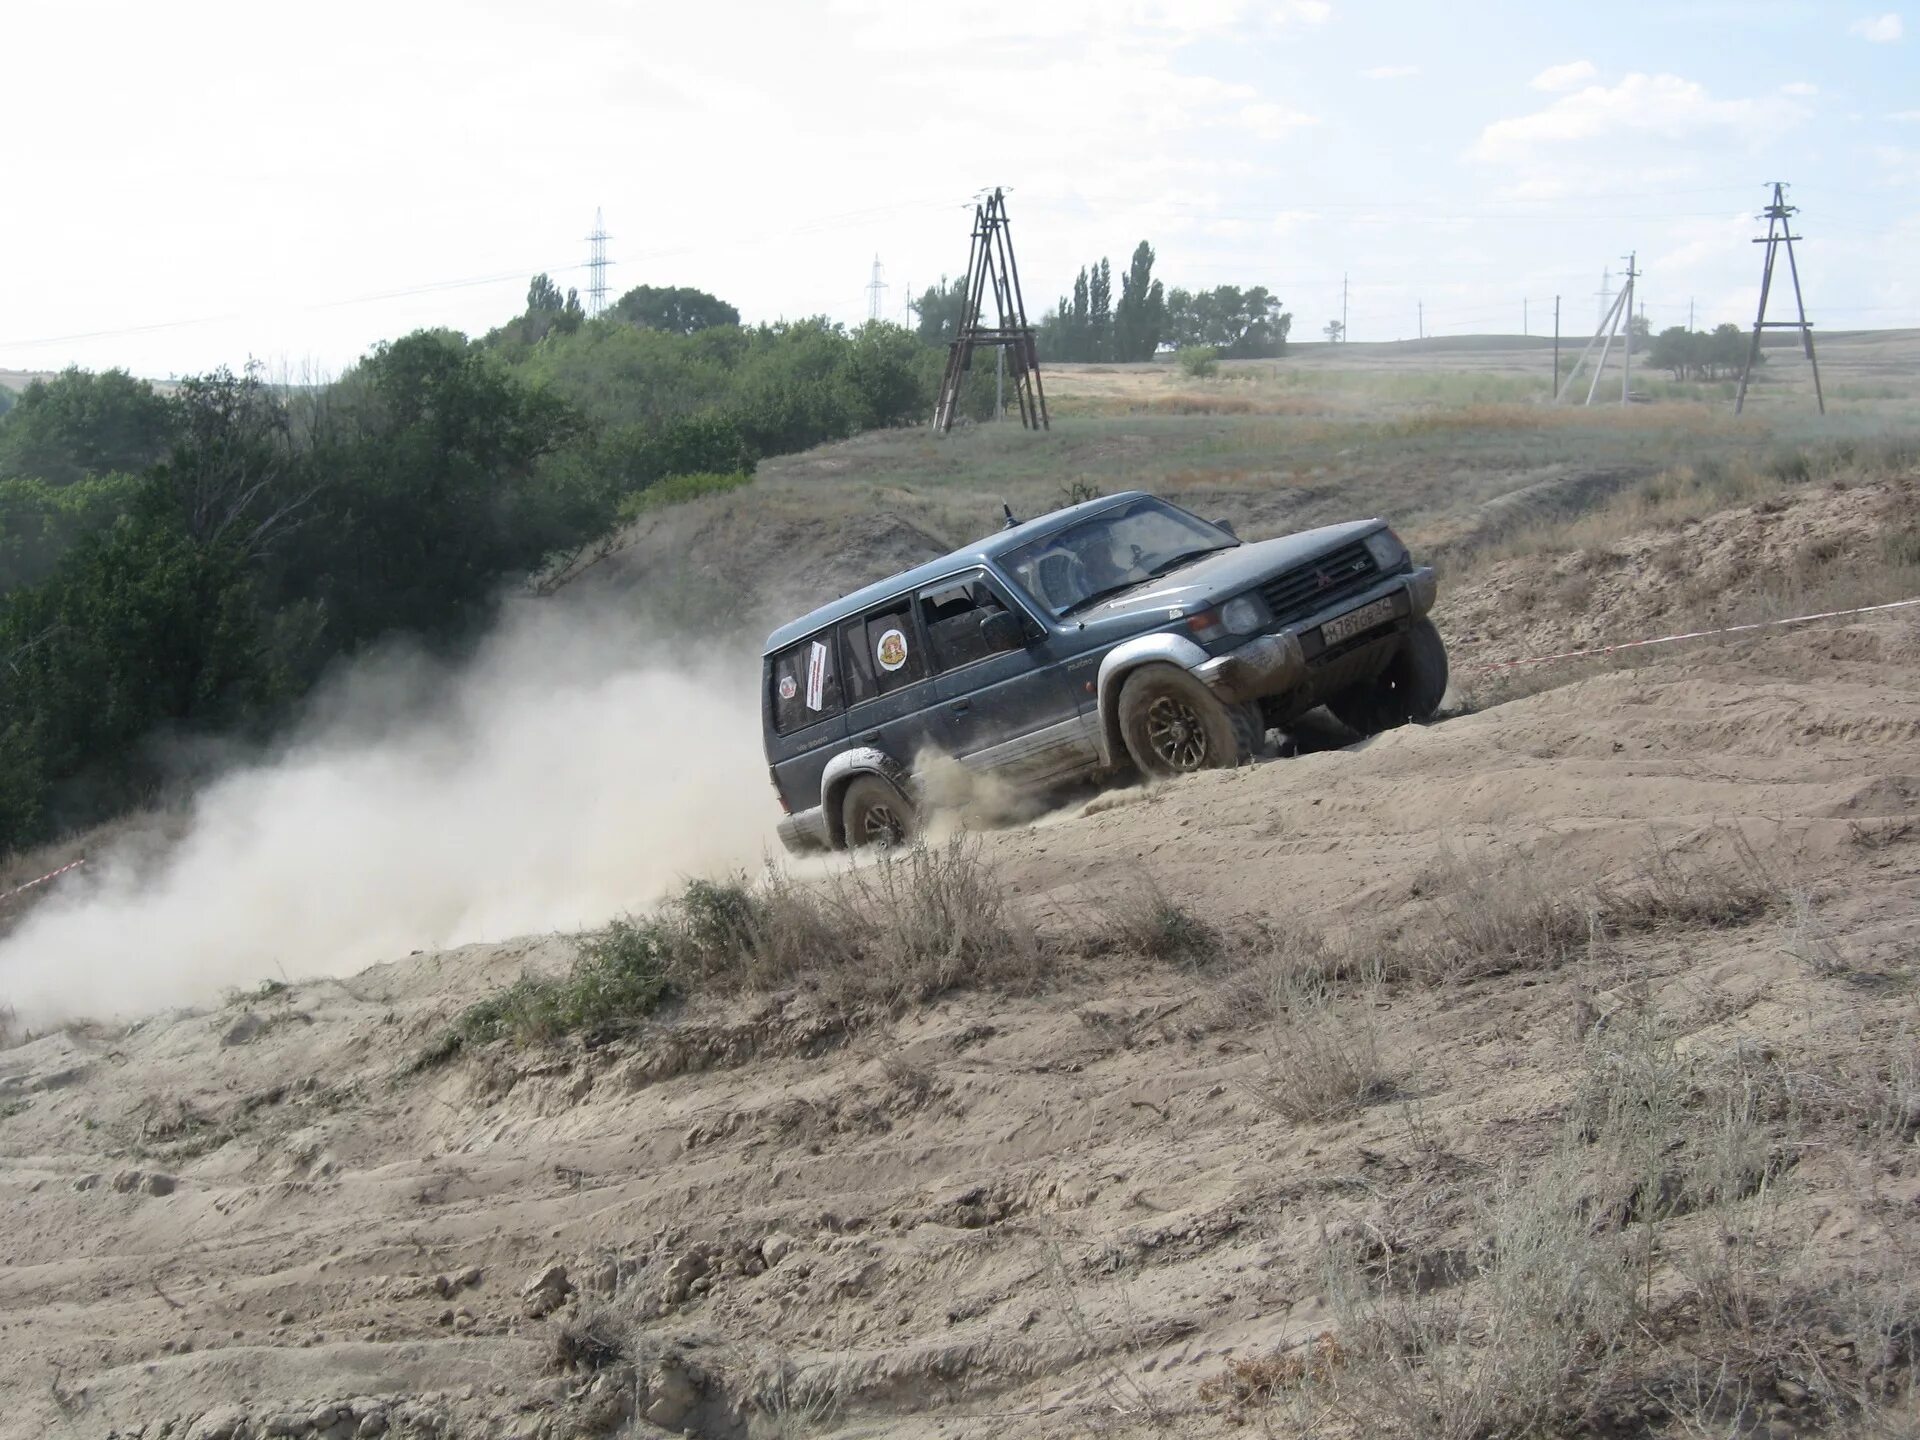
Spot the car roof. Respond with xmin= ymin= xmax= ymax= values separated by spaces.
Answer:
xmin=762 ymin=489 xmax=1154 ymax=654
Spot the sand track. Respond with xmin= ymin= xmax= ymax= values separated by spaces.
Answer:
xmin=5 ymin=631 xmax=1920 ymax=1436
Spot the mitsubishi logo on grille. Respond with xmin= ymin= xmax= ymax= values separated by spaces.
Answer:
xmin=1315 ymin=568 xmax=1334 ymax=589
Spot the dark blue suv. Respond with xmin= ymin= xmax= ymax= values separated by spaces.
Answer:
xmin=762 ymin=492 xmax=1443 ymax=851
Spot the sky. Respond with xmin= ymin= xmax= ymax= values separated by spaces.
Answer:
xmin=2 ymin=0 xmax=1916 ymax=379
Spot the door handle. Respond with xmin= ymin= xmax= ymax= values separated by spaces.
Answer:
xmin=859 ymin=730 xmax=881 ymax=743
xmin=949 ymin=701 xmax=971 ymax=714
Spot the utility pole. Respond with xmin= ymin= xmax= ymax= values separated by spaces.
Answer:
xmin=1689 ymin=297 xmax=1695 ymax=331
xmin=866 ymin=255 xmax=888 ymax=323
xmin=1524 ymin=297 xmax=1529 ymax=336
xmin=1417 ymin=300 xmax=1423 ymax=339
xmin=1621 ymin=252 xmax=1638 ymax=405
xmin=1553 ymin=295 xmax=1561 ymax=390
xmin=1736 ymin=181 xmax=1824 ymax=416
xmin=1342 ymin=272 xmax=1349 ymax=341
xmin=585 ymin=208 xmax=611 ymax=319
xmin=1596 ymin=267 xmax=1612 ymax=326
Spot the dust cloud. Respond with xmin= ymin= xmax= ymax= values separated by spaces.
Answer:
xmin=0 ymin=602 xmax=778 ymax=1025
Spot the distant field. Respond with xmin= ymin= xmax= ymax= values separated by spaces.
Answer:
xmin=566 ymin=327 xmax=1920 ymax=642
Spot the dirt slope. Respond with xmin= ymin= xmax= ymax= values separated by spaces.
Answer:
xmin=5 ymin=484 xmax=1920 ymax=1438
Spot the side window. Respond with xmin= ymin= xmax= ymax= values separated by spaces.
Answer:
xmin=858 ymin=599 xmax=926 ymax=697
xmin=770 ymin=632 xmax=843 ymax=734
xmin=919 ymin=574 xmax=1019 ymax=673
xmin=839 ymin=616 xmax=877 ymax=707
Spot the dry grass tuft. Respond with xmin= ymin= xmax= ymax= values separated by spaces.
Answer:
xmin=550 ymin=1307 xmax=627 ymax=1373
xmin=1248 ymin=970 xmax=1396 ymax=1124
xmin=1401 ymin=845 xmax=1774 ymax=983
xmin=434 ymin=838 xmax=1039 ymax=1058
xmin=1101 ymin=885 xmax=1222 ymax=966
xmin=1198 ymin=1333 xmax=1349 ymax=1421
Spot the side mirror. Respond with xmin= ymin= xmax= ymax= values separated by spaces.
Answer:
xmin=1213 ymin=518 xmax=1238 ymax=538
xmin=980 ymin=610 xmax=1025 ymax=652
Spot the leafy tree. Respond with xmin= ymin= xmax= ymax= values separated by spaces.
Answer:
xmin=0 ymin=472 xmax=144 ymax=594
xmin=284 ymin=331 xmax=588 ymax=649
xmin=0 ymin=367 xmax=178 ymax=486
xmin=0 ymin=387 xmax=14 ymax=420
xmin=910 ymin=277 xmax=971 ymax=348
xmin=0 ymin=488 xmax=279 ymax=849
xmin=1113 ymin=243 xmax=1165 ymax=362
xmin=610 ymin=285 xmax=740 ymax=335
xmin=1324 ymin=320 xmax=1345 ymax=343
xmin=845 ymin=322 xmax=928 ymax=429
xmin=1088 ymin=259 xmax=1113 ymax=362
xmin=1648 ymin=323 xmax=1754 ymax=381
xmin=1164 ymin=286 xmax=1292 ymax=358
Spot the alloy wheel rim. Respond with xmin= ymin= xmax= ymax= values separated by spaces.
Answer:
xmin=863 ymin=803 xmax=905 ymax=846
xmin=1145 ymin=694 xmax=1209 ymax=769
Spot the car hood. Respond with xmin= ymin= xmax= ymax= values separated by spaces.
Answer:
xmin=1066 ymin=518 xmax=1384 ymax=626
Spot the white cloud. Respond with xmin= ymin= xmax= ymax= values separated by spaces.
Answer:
xmin=1529 ymin=59 xmax=1597 ymax=92
xmin=1270 ymin=0 xmax=1332 ymax=23
xmin=1848 ymin=12 xmax=1904 ymax=41
xmin=1361 ymin=64 xmax=1419 ymax=80
xmin=1782 ymin=81 xmax=1819 ymax=95
xmin=1239 ymin=101 xmax=1321 ymax=138
xmin=1473 ymin=72 xmax=1808 ymax=168
xmin=1890 ymin=109 xmax=1920 ymax=120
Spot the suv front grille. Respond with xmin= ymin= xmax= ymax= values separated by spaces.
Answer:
xmin=1261 ymin=541 xmax=1379 ymax=622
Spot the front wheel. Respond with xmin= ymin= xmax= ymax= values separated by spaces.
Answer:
xmin=1328 ymin=617 xmax=1449 ymax=736
xmin=1116 ymin=663 xmax=1256 ymax=778
xmin=840 ymin=774 xmax=917 ymax=850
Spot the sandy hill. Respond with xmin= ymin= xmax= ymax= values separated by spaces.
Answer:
xmin=5 ymin=443 xmax=1920 ymax=1437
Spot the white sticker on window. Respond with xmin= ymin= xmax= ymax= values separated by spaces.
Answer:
xmin=876 ymin=627 xmax=910 ymax=672
xmin=805 ymin=640 xmax=828 ymax=710
xmin=777 ymin=674 xmax=798 ymax=701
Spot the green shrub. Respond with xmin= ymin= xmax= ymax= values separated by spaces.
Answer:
xmin=1177 ymin=346 xmax=1221 ymax=378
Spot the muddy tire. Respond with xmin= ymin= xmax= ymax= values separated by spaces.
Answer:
xmin=840 ymin=774 xmax=916 ymax=850
xmin=1329 ymin=618 xmax=1449 ymax=736
xmin=1117 ymin=664 xmax=1253 ymax=778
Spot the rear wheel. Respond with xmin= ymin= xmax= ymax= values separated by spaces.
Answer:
xmin=1329 ymin=618 xmax=1449 ymax=736
xmin=840 ymin=774 xmax=916 ymax=850
xmin=1117 ymin=664 xmax=1254 ymax=778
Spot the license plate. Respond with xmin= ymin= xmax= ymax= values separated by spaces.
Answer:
xmin=1318 ymin=596 xmax=1396 ymax=647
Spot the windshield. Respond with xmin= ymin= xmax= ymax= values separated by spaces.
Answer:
xmin=1001 ymin=497 xmax=1238 ymax=617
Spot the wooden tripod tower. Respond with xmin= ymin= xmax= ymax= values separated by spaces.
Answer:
xmin=933 ymin=188 xmax=1049 ymax=434
xmin=1735 ymin=182 xmax=1823 ymax=416
xmin=1553 ymin=253 xmax=1638 ymax=406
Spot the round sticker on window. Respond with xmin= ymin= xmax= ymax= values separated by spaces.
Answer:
xmin=777 ymin=674 xmax=798 ymax=700
xmin=875 ymin=628 xmax=910 ymax=672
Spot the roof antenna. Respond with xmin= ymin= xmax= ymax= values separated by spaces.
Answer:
xmin=1001 ymin=502 xmax=1019 ymax=529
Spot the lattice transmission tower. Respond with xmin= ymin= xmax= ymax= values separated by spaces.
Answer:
xmin=586 ymin=209 xmax=611 ymax=318
xmin=933 ymin=188 xmax=1048 ymax=433
xmin=866 ymin=255 xmax=888 ymax=322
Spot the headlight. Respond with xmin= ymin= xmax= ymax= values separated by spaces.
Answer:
xmin=1220 ymin=593 xmax=1269 ymax=635
xmin=1363 ymin=527 xmax=1407 ymax=571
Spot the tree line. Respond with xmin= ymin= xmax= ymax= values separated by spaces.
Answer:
xmin=0 ymin=288 xmax=992 ymax=853
xmin=912 ymin=243 xmax=1293 ymax=366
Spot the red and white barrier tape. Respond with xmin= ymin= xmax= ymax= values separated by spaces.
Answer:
xmin=0 ymin=857 xmax=86 ymax=906
xmin=1462 ymin=595 xmax=1920 ymax=673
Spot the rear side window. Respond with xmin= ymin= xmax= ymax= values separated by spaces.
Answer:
xmin=770 ymin=633 xmax=843 ymax=734
xmin=842 ymin=599 xmax=926 ymax=702
xmin=920 ymin=575 xmax=1019 ymax=672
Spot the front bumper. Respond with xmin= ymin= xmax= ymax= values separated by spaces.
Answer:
xmin=1194 ymin=566 xmax=1436 ymax=704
